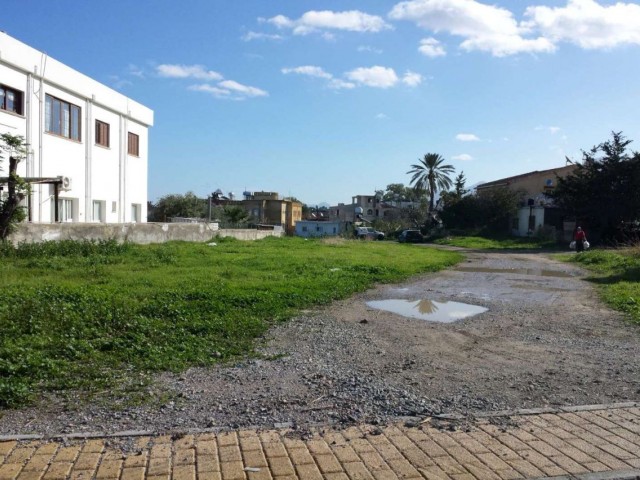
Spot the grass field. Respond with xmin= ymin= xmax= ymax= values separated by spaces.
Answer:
xmin=0 ymin=237 xmax=462 ymax=408
xmin=432 ymin=235 xmax=557 ymax=250
xmin=562 ymin=248 xmax=640 ymax=326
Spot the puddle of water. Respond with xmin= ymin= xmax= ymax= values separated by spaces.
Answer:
xmin=366 ymin=299 xmax=488 ymax=323
xmin=455 ymin=266 xmax=572 ymax=278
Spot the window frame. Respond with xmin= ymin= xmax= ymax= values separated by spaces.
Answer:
xmin=45 ymin=94 xmax=82 ymax=141
xmin=0 ymin=84 xmax=24 ymax=115
xmin=128 ymin=132 xmax=139 ymax=156
xmin=95 ymin=120 xmax=110 ymax=148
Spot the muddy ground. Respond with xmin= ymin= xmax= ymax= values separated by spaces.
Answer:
xmin=1 ymin=247 xmax=639 ymax=436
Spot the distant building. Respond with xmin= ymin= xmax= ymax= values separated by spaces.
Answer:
xmin=0 ymin=32 xmax=153 ymax=223
xmin=295 ymin=220 xmax=343 ymax=238
xmin=329 ymin=194 xmax=397 ymax=223
xmin=226 ymin=191 xmax=302 ymax=234
xmin=476 ymin=165 xmax=577 ymax=237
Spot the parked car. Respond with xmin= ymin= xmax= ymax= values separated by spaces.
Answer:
xmin=398 ymin=229 xmax=424 ymax=243
xmin=355 ymin=226 xmax=385 ymax=240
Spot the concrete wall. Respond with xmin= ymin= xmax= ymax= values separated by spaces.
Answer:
xmin=9 ymin=223 xmax=284 ymax=245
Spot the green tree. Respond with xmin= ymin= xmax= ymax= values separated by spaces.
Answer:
xmin=381 ymin=183 xmax=419 ymax=203
xmin=0 ymin=134 xmax=28 ymax=240
xmin=222 ymin=205 xmax=250 ymax=224
xmin=454 ymin=171 xmax=467 ymax=199
xmin=147 ymin=191 xmax=208 ymax=222
xmin=551 ymin=132 xmax=640 ymax=241
xmin=407 ymin=153 xmax=455 ymax=213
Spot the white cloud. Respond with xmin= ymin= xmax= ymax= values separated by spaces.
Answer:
xmin=282 ymin=66 xmax=333 ymax=79
xmin=157 ymin=64 xmax=223 ymax=80
xmin=358 ymin=45 xmax=384 ymax=54
xmin=389 ymin=0 xmax=555 ymax=56
xmin=328 ymin=78 xmax=357 ymax=90
xmin=453 ymin=153 xmax=474 ymax=161
xmin=189 ymin=81 xmax=268 ymax=100
xmin=218 ymin=80 xmax=268 ymax=98
xmin=402 ymin=70 xmax=423 ymax=86
xmin=266 ymin=10 xmax=391 ymax=36
xmin=535 ymin=125 xmax=561 ymax=134
xmin=189 ymin=84 xmax=232 ymax=98
xmin=375 ymin=113 xmax=389 ymax=119
xmin=419 ymin=37 xmax=447 ymax=57
xmin=242 ymin=31 xmax=284 ymax=42
xmin=456 ymin=133 xmax=480 ymax=141
xmin=345 ymin=66 xmax=399 ymax=88
xmin=127 ymin=64 xmax=145 ymax=78
xmin=524 ymin=0 xmax=640 ymax=49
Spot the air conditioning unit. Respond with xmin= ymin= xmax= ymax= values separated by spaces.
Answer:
xmin=59 ymin=176 xmax=72 ymax=191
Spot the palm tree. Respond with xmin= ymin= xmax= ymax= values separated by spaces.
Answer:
xmin=407 ymin=153 xmax=455 ymax=212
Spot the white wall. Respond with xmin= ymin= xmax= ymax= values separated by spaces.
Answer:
xmin=0 ymin=32 xmax=153 ymax=223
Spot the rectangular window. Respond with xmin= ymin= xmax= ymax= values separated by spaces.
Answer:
xmin=92 ymin=200 xmax=105 ymax=223
xmin=128 ymin=132 xmax=139 ymax=156
xmin=131 ymin=203 xmax=141 ymax=223
xmin=95 ymin=120 xmax=110 ymax=147
xmin=0 ymin=85 xmax=23 ymax=115
xmin=45 ymin=94 xmax=81 ymax=141
xmin=55 ymin=198 xmax=75 ymax=222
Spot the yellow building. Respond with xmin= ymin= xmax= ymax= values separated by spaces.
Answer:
xmin=227 ymin=191 xmax=302 ymax=234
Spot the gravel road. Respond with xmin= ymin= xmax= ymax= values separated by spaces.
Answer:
xmin=1 ymin=247 xmax=639 ymax=436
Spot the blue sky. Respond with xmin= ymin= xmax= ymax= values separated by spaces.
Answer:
xmin=4 ymin=0 xmax=640 ymax=205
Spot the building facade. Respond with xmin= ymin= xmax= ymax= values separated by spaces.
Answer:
xmin=226 ymin=191 xmax=302 ymax=234
xmin=295 ymin=220 xmax=343 ymax=238
xmin=475 ymin=165 xmax=577 ymax=237
xmin=0 ymin=32 xmax=153 ymax=223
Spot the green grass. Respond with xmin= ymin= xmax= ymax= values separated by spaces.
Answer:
xmin=560 ymin=247 xmax=640 ymax=325
xmin=0 ymin=237 xmax=462 ymax=408
xmin=432 ymin=235 xmax=557 ymax=250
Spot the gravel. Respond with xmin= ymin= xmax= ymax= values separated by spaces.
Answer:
xmin=1 ymin=248 xmax=639 ymax=436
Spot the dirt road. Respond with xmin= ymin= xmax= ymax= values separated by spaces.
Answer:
xmin=1 ymin=247 xmax=639 ymax=435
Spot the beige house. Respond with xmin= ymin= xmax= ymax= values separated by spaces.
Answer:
xmin=329 ymin=195 xmax=397 ymax=223
xmin=226 ymin=191 xmax=302 ymax=234
xmin=476 ymin=165 xmax=577 ymax=237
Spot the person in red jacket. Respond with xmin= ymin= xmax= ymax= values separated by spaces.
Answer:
xmin=574 ymin=226 xmax=587 ymax=252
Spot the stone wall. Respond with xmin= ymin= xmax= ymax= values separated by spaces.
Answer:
xmin=8 ymin=223 xmax=284 ymax=245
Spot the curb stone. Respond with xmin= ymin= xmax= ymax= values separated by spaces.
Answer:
xmin=0 ymin=401 xmax=637 ymax=442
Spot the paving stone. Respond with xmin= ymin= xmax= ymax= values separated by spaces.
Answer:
xmin=370 ymin=440 xmax=403 ymax=463
xmin=323 ymin=473 xmax=350 ymax=480
xmin=313 ymin=454 xmax=343 ymax=474
xmin=95 ymin=459 xmax=123 ymax=479
xmin=219 ymin=460 xmax=245 ymax=480
xmin=218 ymin=446 xmax=242 ymax=463
xmin=0 ymin=444 xmax=17 ymax=457
xmin=293 ymin=462 xmax=323 ymax=480
xmin=197 ymin=455 xmax=220 ymax=473
xmin=15 ymin=471 xmax=44 ymax=480
xmin=597 ymin=440 xmax=637 ymax=460
xmin=81 ymin=441 xmax=104 ymax=454
xmin=306 ymin=440 xmax=332 ymax=456
xmin=283 ymin=447 xmax=312 ymax=466
xmin=174 ymin=435 xmax=195 ymax=450
xmin=121 ymin=467 xmax=146 ymax=480
xmin=6 ymin=448 xmax=36 ymax=464
xmin=261 ymin=442 xmax=287 ymax=459
xmin=331 ymin=444 xmax=361 ymax=464
xmin=123 ymin=451 xmax=148 ymax=468
xmin=386 ymin=457 xmax=421 ymax=479
xmin=371 ymin=469 xmax=400 ymax=480
xmin=0 ymin=464 xmax=24 ymax=480
xmin=245 ymin=468 xmax=271 ymax=480
xmin=33 ymin=445 xmax=57 ymax=457
xmin=350 ymin=438 xmax=376 ymax=454
xmin=22 ymin=455 xmax=53 ymax=473
xmin=583 ymin=461 xmax=611 ymax=472
xmin=42 ymin=462 xmax=73 ymax=480
xmin=197 ymin=439 xmax=218 ymax=456
xmin=242 ymin=450 xmax=268 ymax=468
xmin=216 ymin=433 xmax=238 ymax=448
xmin=171 ymin=464 xmax=195 ymax=480
xmin=266 ymin=456 xmax=294 ymax=477
xmin=549 ymin=453 xmax=589 ymax=475
xmin=72 ymin=453 xmax=101 ymax=472
xmin=505 ymin=458 xmax=544 ymax=478
xmin=146 ymin=457 xmax=171 ymax=477
xmin=342 ymin=461 xmax=375 ymax=480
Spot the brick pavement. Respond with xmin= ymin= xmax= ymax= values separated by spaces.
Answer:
xmin=1 ymin=404 xmax=639 ymax=480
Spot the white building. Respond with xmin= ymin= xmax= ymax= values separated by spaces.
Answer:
xmin=295 ymin=220 xmax=343 ymax=238
xmin=0 ymin=32 xmax=153 ymax=223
